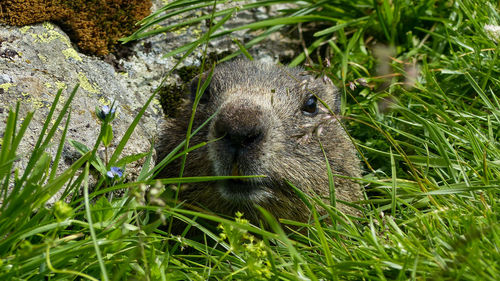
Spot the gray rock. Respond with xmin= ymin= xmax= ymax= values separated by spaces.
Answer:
xmin=0 ymin=23 xmax=161 ymax=203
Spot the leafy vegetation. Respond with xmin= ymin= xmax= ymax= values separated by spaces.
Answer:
xmin=1 ymin=0 xmax=499 ymax=280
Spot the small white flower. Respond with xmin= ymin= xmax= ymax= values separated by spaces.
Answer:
xmin=484 ymin=24 xmax=500 ymax=43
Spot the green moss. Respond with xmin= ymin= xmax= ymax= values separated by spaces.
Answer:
xmin=157 ymin=84 xmax=184 ymax=118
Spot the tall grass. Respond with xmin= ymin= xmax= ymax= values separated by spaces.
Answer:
xmin=0 ymin=0 xmax=498 ymax=280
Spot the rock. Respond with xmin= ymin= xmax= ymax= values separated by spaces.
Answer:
xmin=0 ymin=1 xmax=300 ymax=204
xmin=0 ymin=22 xmax=161 ymax=203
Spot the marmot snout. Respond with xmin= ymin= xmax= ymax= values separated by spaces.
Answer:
xmin=156 ymin=60 xmax=362 ymax=225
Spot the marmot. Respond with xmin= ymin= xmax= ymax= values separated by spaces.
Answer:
xmin=156 ymin=60 xmax=362 ymax=226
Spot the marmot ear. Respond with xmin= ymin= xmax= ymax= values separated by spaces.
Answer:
xmin=189 ymin=71 xmax=212 ymax=104
xmin=332 ymin=86 xmax=341 ymax=115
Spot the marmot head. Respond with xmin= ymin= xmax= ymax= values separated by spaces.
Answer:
xmin=157 ymin=60 xmax=361 ymax=223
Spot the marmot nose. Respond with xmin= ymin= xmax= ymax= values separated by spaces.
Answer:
xmin=214 ymin=102 xmax=265 ymax=149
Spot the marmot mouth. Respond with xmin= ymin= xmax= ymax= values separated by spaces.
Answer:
xmin=217 ymin=179 xmax=271 ymax=203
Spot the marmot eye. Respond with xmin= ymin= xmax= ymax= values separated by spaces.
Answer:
xmin=302 ymin=95 xmax=318 ymax=116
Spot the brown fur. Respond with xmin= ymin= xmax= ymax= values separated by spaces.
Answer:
xmin=156 ymin=60 xmax=362 ymax=226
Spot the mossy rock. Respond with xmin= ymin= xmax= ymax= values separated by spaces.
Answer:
xmin=0 ymin=0 xmax=151 ymax=56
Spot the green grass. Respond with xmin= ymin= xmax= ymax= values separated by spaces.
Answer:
xmin=1 ymin=0 xmax=499 ymax=280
